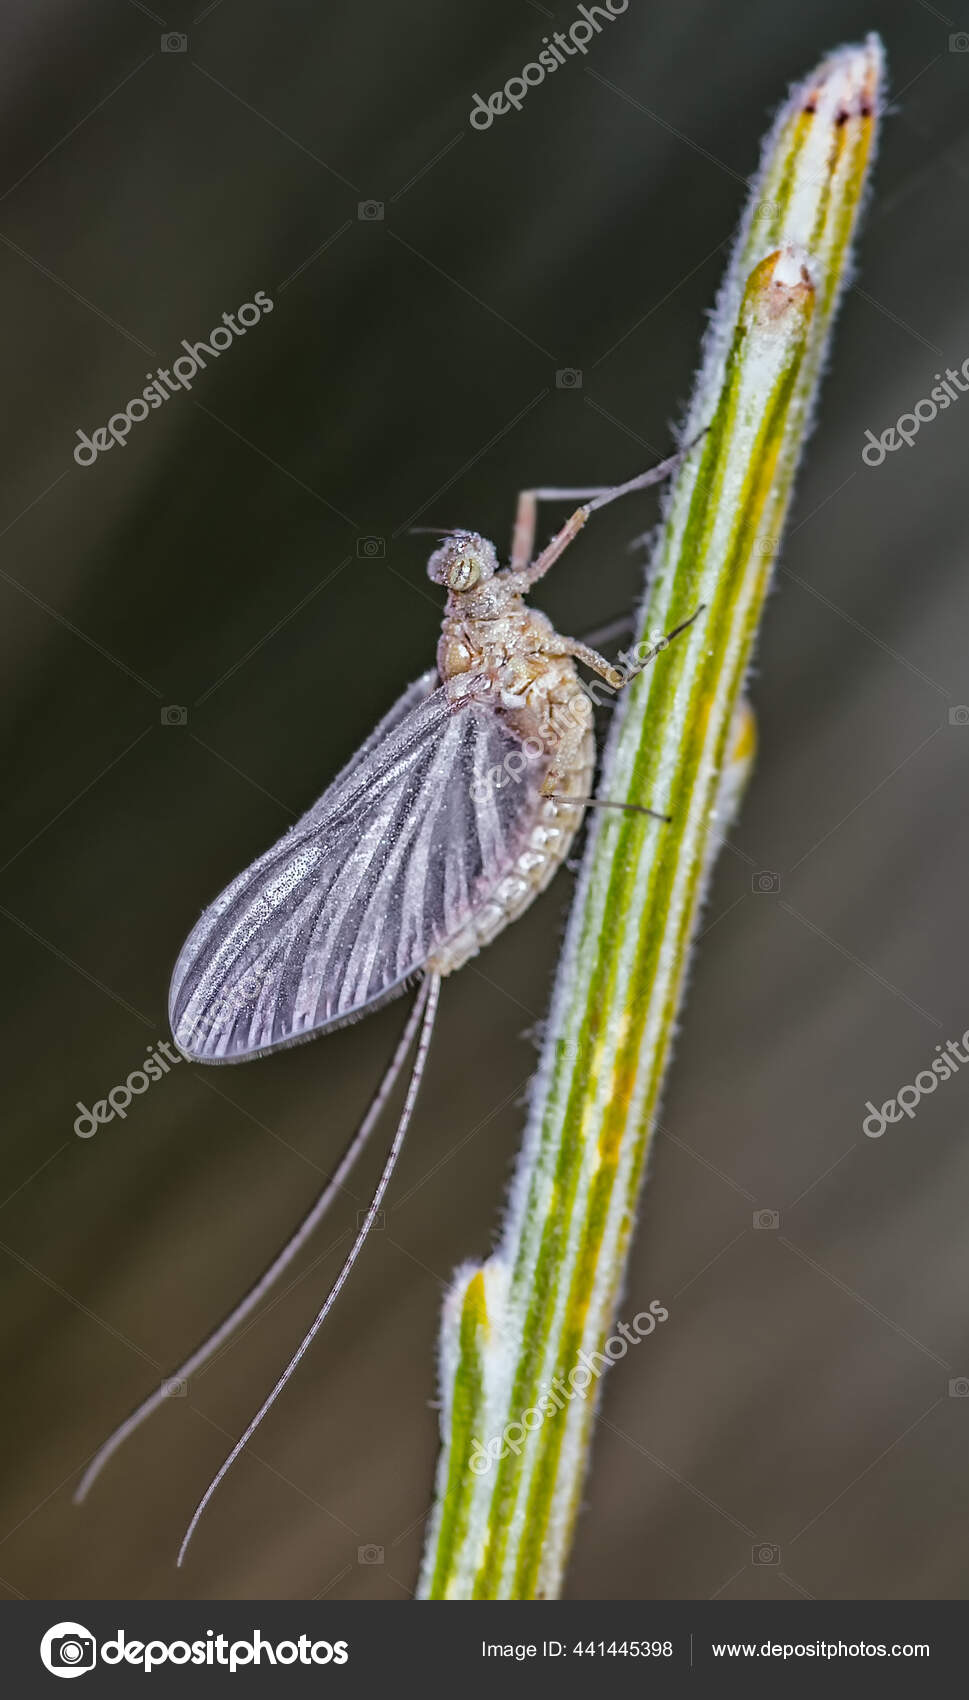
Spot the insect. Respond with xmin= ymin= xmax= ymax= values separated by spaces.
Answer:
xmin=75 ymin=452 xmax=704 ymax=1563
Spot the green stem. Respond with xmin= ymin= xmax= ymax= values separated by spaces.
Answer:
xmin=420 ymin=35 xmax=883 ymax=1602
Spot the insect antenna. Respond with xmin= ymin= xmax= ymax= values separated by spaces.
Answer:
xmin=176 ymin=971 xmax=441 ymax=1568
xmin=74 ymin=978 xmax=435 ymax=1508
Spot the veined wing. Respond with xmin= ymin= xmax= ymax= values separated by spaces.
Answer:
xmin=169 ymin=673 xmax=550 ymax=1061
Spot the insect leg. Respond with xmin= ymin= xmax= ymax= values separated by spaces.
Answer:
xmin=510 ymin=489 xmax=537 ymax=572
xmin=586 ymin=447 xmax=690 ymax=513
xmin=509 ymin=482 xmax=641 ymax=571
xmin=513 ymin=446 xmax=687 ymax=588
xmin=548 ymin=794 xmax=671 ymax=823
xmin=616 ymin=603 xmax=707 ymax=682
xmin=557 ymin=637 xmax=625 ymax=688
xmin=510 ymin=479 xmax=659 ymax=573
xmin=557 ymin=603 xmax=706 ymax=694
xmin=74 ymin=979 xmax=433 ymax=1507
xmin=176 ymin=972 xmax=442 ymax=1568
xmin=546 ymin=606 xmax=707 ymax=822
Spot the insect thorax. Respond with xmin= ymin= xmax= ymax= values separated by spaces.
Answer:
xmin=437 ymin=590 xmax=592 ymax=751
xmin=427 ymin=585 xmax=595 ymax=979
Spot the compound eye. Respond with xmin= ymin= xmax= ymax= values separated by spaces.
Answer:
xmin=448 ymin=556 xmax=480 ymax=591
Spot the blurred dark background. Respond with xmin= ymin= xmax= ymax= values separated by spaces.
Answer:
xmin=2 ymin=0 xmax=968 ymax=1602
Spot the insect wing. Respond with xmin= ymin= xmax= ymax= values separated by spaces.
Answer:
xmin=170 ymin=676 xmax=550 ymax=1061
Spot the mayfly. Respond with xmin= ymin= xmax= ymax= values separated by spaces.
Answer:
xmin=75 ymin=452 xmax=704 ymax=1562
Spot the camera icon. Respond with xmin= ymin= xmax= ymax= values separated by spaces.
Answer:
xmin=753 ymin=1209 xmax=779 ymax=1230
xmin=356 ymin=536 xmax=386 ymax=559
xmin=358 ymin=200 xmax=385 ymax=221
xmin=40 ymin=1621 xmax=98 ymax=1675
xmin=752 ymin=199 xmax=781 ymax=223
xmin=161 ymin=32 xmax=187 ymax=52
xmin=948 ymin=1376 xmax=969 ymax=1397
xmin=162 ymin=1376 xmax=188 ymax=1398
xmin=752 ymin=1542 xmax=780 ymax=1566
xmin=357 ymin=1208 xmax=385 ymax=1230
xmin=161 ymin=705 xmax=188 ymax=726
xmin=555 ymin=368 xmax=583 ymax=390
xmin=949 ymin=32 xmax=969 ymax=51
xmin=752 ymin=870 xmax=780 ymax=894
xmin=948 ymin=705 xmax=969 ymax=726
xmin=50 ymin=1636 xmax=95 ymax=1671
xmin=358 ymin=1543 xmax=384 ymax=1564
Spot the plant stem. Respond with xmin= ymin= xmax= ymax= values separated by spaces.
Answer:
xmin=420 ymin=35 xmax=883 ymax=1602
